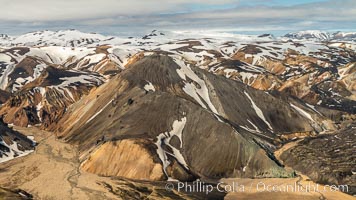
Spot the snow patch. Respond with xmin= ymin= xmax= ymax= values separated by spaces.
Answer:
xmin=86 ymin=99 xmax=113 ymax=124
xmin=155 ymin=117 xmax=188 ymax=180
xmin=174 ymin=57 xmax=219 ymax=115
xmin=290 ymin=103 xmax=314 ymax=122
xmin=244 ymin=91 xmax=273 ymax=130
xmin=0 ymin=138 xmax=35 ymax=163
xmin=144 ymin=81 xmax=155 ymax=92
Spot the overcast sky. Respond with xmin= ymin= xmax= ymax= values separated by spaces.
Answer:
xmin=0 ymin=0 xmax=355 ymax=36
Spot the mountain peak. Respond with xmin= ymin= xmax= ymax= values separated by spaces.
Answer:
xmin=284 ymin=30 xmax=331 ymax=41
xmin=1 ymin=29 xmax=109 ymax=47
xmin=284 ymin=30 xmax=356 ymax=41
xmin=0 ymin=34 xmax=9 ymax=38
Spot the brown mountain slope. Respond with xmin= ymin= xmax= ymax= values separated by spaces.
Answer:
xmin=0 ymin=66 xmax=104 ymax=128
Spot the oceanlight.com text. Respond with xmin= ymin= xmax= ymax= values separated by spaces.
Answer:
xmin=164 ymin=181 xmax=349 ymax=195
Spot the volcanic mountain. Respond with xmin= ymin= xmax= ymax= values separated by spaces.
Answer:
xmin=55 ymin=54 xmax=335 ymax=181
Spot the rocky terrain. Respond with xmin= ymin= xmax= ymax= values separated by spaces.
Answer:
xmin=0 ymin=29 xmax=355 ymax=199
xmin=0 ymin=187 xmax=29 ymax=200
xmin=280 ymin=124 xmax=356 ymax=195
xmin=0 ymin=118 xmax=35 ymax=163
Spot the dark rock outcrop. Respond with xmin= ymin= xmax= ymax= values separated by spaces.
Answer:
xmin=0 ymin=118 xmax=35 ymax=163
xmin=280 ymin=125 xmax=356 ymax=195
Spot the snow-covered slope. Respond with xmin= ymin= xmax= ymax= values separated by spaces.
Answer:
xmin=2 ymin=29 xmax=354 ymax=48
xmin=285 ymin=30 xmax=356 ymax=41
xmin=2 ymin=30 xmax=110 ymax=47
xmin=0 ymin=118 xmax=35 ymax=163
xmin=333 ymin=31 xmax=356 ymax=41
xmin=284 ymin=30 xmax=331 ymax=41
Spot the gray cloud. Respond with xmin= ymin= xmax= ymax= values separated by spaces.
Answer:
xmin=0 ymin=0 xmax=355 ymax=35
xmin=0 ymin=0 xmax=239 ymax=21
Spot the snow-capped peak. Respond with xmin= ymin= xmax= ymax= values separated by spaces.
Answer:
xmin=284 ymin=30 xmax=331 ymax=41
xmin=0 ymin=34 xmax=9 ymax=38
xmin=284 ymin=30 xmax=356 ymax=41
xmin=142 ymin=30 xmax=166 ymax=39
xmin=1 ymin=29 xmax=111 ymax=47
xmin=332 ymin=31 xmax=356 ymax=41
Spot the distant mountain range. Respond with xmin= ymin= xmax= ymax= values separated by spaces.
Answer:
xmin=0 ymin=30 xmax=355 ymax=48
xmin=284 ymin=30 xmax=356 ymax=41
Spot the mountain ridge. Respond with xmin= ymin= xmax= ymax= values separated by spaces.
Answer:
xmin=1 ymin=29 xmax=356 ymax=48
xmin=284 ymin=30 xmax=356 ymax=41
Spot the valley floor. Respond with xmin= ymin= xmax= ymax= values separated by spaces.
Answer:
xmin=0 ymin=126 xmax=220 ymax=200
xmin=0 ymin=126 xmax=119 ymax=199
xmin=0 ymin=126 xmax=354 ymax=200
